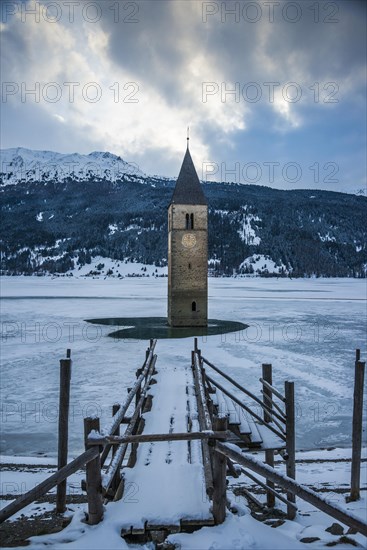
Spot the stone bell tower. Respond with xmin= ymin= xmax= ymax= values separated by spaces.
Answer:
xmin=168 ymin=134 xmax=208 ymax=327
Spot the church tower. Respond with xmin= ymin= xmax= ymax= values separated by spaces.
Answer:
xmin=168 ymin=135 xmax=208 ymax=327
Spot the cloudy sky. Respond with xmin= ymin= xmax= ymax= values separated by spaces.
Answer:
xmin=1 ymin=0 xmax=366 ymax=191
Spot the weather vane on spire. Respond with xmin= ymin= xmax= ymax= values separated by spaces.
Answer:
xmin=187 ymin=126 xmax=190 ymax=148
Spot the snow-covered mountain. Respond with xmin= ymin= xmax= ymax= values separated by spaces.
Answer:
xmin=0 ymin=148 xmax=146 ymax=185
xmin=1 ymin=147 xmax=366 ymax=277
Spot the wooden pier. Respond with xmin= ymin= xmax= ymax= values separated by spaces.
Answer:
xmin=1 ymin=340 xmax=366 ymax=543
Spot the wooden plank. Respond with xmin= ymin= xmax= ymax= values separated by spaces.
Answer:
xmin=262 ymin=364 xmax=273 ymax=423
xmin=216 ymin=441 xmax=367 ymax=537
xmin=202 ymin=356 xmax=285 ymax=421
xmin=206 ymin=374 xmax=286 ymax=442
xmin=261 ymin=390 xmax=286 ymax=421
xmin=193 ymin=354 xmax=212 ymax=430
xmin=0 ymin=448 xmax=98 ymax=523
xmin=214 ymin=388 xmax=229 ymax=419
xmin=201 ymin=439 xmax=214 ymax=499
xmin=180 ymin=518 xmax=215 ymax=528
xmin=202 ymin=356 xmax=267 ymax=404
xmin=127 ymin=417 xmax=145 ymax=468
xmin=350 ymin=359 xmax=365 ymax=501
xmin=238 ymin=486 xmax=264 ymax=509
xmin=56 ymin=356 xmax=72 ymax=513
xmin=246 ymin=416 xmax=263 ymax=445
xmin=239 ymin=466 xmax=297 ymax=510
xmin=146 ymin=522 xmax=180 ymax=531
xmin=192 ymin=352 xmax=214 ymax=498
xmin=266 ymin=412 xmax=286 ymax=436
xmin=259 ymin=378 xmax=286 ymax=403
xmin=285 ymin=381 xmax=296 ymax=519
xmin=238 ymin=416 xmax=252 ymax=435
xmin=103 ymin=392 xmax=145 ymax=493
xmin=103 ymin=353 xmax=157 ymax=491
xmin=223 ymin=393 xmax=242 ymax=426
xmin=108 ymin=404 xmax=122 ymax=495
xmin=142 ymin=394 xmax=153 ymax=413
xmin=255 ymin=423 xmax=286 ymax=451
xmin=262 ymin=364 xmax=275 ymax=508
xmin=89 ymin=430 xmax=228 ymax=446
xmin=101 ymin=404 xmax=121 ymax=467
xmin=212 ymin=417 xmax=228 ymax=524
xmin=214 ymin=388 xmax=243 ymax=427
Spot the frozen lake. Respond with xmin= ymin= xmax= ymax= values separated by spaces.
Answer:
xmin=1 ymin=276 xmax=366 ymax=457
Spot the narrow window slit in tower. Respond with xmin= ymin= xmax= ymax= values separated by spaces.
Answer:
xmin=192 ymin=301 xmax=197 ymax=312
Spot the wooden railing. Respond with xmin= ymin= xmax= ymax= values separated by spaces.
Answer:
xmin=193 ymin=338 xmax=296 ymax=517
xmin=215 ymin=442 xmax=367 ymax=537
xmin=83 ymin=338 xmax=158 ymax=522
xmin=0 ymin=448 xmax=99 ymax=524
xmin=1 ymin=340 xmax=366 ymax=539
xmin=0 ymin=339 xmax=158 ymax=525
xmin=191 ymin=340 xmax=367 ymax=536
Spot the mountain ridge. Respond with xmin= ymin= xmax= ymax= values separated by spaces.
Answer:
xmin=1 ymin=148 xmax=366 ymax=277
xmin=0 ymin=147 xmax=145 ymax=185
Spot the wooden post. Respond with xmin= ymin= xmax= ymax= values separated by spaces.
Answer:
xmin=262 ymin=363 xmax=275 ymax=508
xmin=112 ymin=404 xmax=120 ymax=458
xmin=285 ymin=381 xmax=296 ymax=519
xmin=84 ymin=417 xmax=103 ymax=524
xmin=194 ymin=337 xmax=198 ymax=352
xmin=56 ymin=355 xmax=72 ymax=513
xmin=350 ymin=358 xmax=365 ymax=501
xmin=212 ymin=416 xmax=228 ymax=524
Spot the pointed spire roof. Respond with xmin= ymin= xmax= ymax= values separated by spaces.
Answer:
xmin=170 ymin=144 xmax=207 ymax=206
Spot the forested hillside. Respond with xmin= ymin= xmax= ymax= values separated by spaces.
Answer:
xmin=1 ymin=171 xmax=366 ymax=277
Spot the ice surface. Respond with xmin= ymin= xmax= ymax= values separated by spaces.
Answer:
xmin=0 ymin=276 xmax=366 ymax=458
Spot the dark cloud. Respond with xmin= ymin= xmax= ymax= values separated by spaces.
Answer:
xmin=1 ymin=0 xmax=365 ymax=191
xmin=100 ymin=1 xmax=366 ymax=96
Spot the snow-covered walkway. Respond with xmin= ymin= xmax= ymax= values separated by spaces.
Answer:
xmin=116 ymin=362 xmax=213 ymax=531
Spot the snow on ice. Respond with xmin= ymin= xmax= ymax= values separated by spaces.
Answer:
xmin=0 ymin=276 xmax=366 ymax=548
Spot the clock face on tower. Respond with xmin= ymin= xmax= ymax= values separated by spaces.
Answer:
xmin=182 ymin=233 xmax=196 ymax=248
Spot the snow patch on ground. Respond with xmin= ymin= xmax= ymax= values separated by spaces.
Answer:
xmin=70 ymin=256 xmax=167 ymax=278
xmin=238 ymin=208 xmax=261 ymax=246
xmin=239 ymin=254 xmax=288 ymax=275
xmin=318 ymin=232 xmax=336 ymax=243
xmin=108 ymin=224 xmax=118 ymax=236
xmin=214 ymin=209 xmax=229 ymax=216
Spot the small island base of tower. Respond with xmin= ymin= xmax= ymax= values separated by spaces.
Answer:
xmin=85 ymin=317 xmax=248 ymax=340
xmin=168 ymin=322 xmax=208 ymax=328
xmin=168 ymin=316 xmax=207 ymax=328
